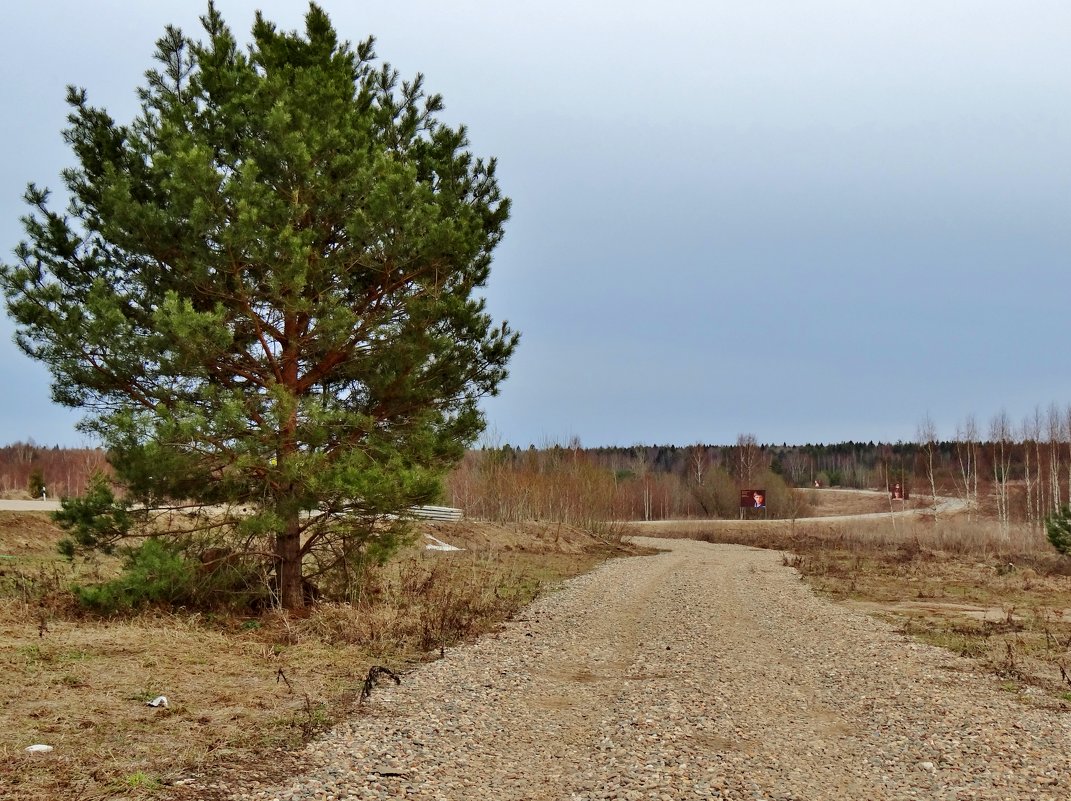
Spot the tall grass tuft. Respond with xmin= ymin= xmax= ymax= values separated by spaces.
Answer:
xmin=307 ymin=551 xmax=536 ymax=653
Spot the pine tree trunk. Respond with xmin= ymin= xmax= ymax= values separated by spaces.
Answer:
xmin=276 ymin=315 xmax=305 ymax=611
xmin=276 ymin=515 xmax=304 ymax=610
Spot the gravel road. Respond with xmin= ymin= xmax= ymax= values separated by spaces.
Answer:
xmin=0 ymin=499 xmax=61 ymax=512
xmin=225 ymin=538 xmax=1071 ymax=800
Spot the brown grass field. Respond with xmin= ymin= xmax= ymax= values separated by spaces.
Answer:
xmin=5 ymin=490 xmax=1071 ymax=798
xmin=0 ymin=514 xmax=631 ymax=800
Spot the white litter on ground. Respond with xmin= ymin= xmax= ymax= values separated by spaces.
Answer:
xmin=147 ymin=695 xmax=169 ymax=707
xmin=25 ymin=744 xmax=53 ymax=753
xmin=424 ymin=534 xmax=463 ymax=552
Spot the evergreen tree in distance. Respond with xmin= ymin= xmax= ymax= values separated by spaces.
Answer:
xmin=1 ymin=3 xmax=517 ymax=609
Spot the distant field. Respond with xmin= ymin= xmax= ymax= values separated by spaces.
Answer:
xmin=800 ymin=487 xmax=927 ymax=516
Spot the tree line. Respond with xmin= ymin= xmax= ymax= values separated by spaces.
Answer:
xmin=12 ymin=413 xmax=1071 ymax=527
xmin=446 ymin=413 xmax=1071 ymax=527
xmin=0 ymin=441 xmax=106 ymax=498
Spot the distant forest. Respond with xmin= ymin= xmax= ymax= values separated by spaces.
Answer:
xmin=4 ymin=426 xmax=1068 ymax=525
xmin=0 ymin=442 xmax=107 ymax=499
xmin=448 ymin=424 xmax=1071 ymax=524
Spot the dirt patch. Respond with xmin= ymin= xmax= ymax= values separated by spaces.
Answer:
xmin=0 ymin=512 xmax=66 ymax=555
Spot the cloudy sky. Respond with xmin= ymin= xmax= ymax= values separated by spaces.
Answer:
xmin=0 ymin=1 xmax=1068 ymax=448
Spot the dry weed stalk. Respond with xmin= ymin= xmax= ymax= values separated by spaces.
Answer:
xmin=359 ymin=665 xmax=401 ymax=704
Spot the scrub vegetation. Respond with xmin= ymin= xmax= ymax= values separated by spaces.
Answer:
xmin=0 ymin=511 xmax=626 ymax=800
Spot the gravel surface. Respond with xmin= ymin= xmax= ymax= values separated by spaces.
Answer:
xmin=216 ymin=538 xmax=1071 ymax=800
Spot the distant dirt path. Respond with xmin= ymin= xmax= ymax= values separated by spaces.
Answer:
xmin=630 ymin=488 xmax=966 ymax=531
xmin=218 ymin=538 xmax=1070 ymax=801
xmin=0 ymin=499 xmax=61 ymax=512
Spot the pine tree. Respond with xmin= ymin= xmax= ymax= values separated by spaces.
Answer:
xmin=1 ymin=3 xmax=517 ymax=609
xmin=1046 ymin=506 xmax=1071 ymax=556
xmin=27 ymin=467 xmax=45 ymax=499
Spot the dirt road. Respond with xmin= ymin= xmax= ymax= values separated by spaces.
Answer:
xmin=0 ymin=499 xmax=61 ymax=512
xmin=218 ymin=537 xmax=1071 ymax=801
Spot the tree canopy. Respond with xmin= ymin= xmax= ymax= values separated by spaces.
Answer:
xmin=0 ymin=3 xmax=518 ymax=609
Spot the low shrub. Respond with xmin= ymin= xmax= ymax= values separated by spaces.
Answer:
xmin=75 ymin=538 xmax=195 ymax=613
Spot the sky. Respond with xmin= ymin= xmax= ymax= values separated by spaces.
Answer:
xmin=0 ymin=1 xmax=1068 ymax=448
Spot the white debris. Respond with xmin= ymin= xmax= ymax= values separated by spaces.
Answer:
xmin=25 ymin=744 xmax=53 ymax=753
xmin=424 ymin=534 xmax=463 ymax=552
xmin=147 ymin=695 xmax=169 ymax=707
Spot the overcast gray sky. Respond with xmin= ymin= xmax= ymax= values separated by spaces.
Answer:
xmin=1 ymin=1 xmax=1068 ymax=447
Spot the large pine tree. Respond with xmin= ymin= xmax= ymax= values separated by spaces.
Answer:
xmin=1 ymin=3 xmax=517 ymax=609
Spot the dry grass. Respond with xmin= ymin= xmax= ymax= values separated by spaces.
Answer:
xmin=0 ymin=513 xmax=625 ymax=800
xmin=801 ymin=488 xmax=928 ymax=517
xmin=637 ymin=511 xmax=1071 ymax=707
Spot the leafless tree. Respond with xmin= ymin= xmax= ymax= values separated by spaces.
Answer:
xmin=1065 ymin=404 xmax=1071 ymax=506
xmin=1030 ymin=407 xmax=1045 ymax=523
xmin=990 ymin=411 xmax=1013 ymax=536
xmin=735 ymin=434 xmax=761 ymax=487
xmin=917 ymin=416 xmax=940 ymax=517
xmin=954 ymin=415 xmax=979 ymax=521
xmin=633 ymin=447 xmax=653 ymax=522
xmin=1048 ymin=404 xmax=1063 ymax=512
xmin=690 ymin=442 xmax=708 ymax=486
xmin=1021 ymin=414 xmax=1038 ymax=524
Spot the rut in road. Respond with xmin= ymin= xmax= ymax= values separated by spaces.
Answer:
xmin=226 ymin=538 xmax=1071 ymax=801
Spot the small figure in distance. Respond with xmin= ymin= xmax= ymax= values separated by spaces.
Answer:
xmin=892 ymin=483 xmax=903 ymax=500
xmin=813 ymin=479 xmax=820 ymax=488
xmin=753 ymin=491 xmax=765 ymax=508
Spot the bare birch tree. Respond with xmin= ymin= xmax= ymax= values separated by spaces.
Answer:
xmin=1065 ymin=404 xmax=1071 ymax=506
xmin=990 ymin=411 xmax=1013 ymax=536
xmin=1030 ymin=407 xmax=1044 ymax=523
xmin=917 ymin=416 xmax=940 ymax=517
xmin=690 ymin=443 xmax=708 ymax=486
xmin=1048 ymin=404 xmax=1063 ymax=512
xmin=1021 ymin=415 xmax=1036 ymax=525
xmin=633 ymin=447 xmax=653 ymax=522
xmin=735 ymin=434 xmax=761 ymax=487
xmin=954 ymin=415 xmax=979 ymax=521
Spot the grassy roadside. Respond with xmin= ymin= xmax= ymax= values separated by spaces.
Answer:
xmin=637 ymin=513 xmax=1071 ymax=709
xmin=0 ymin=513 xmax=630 ymax=800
